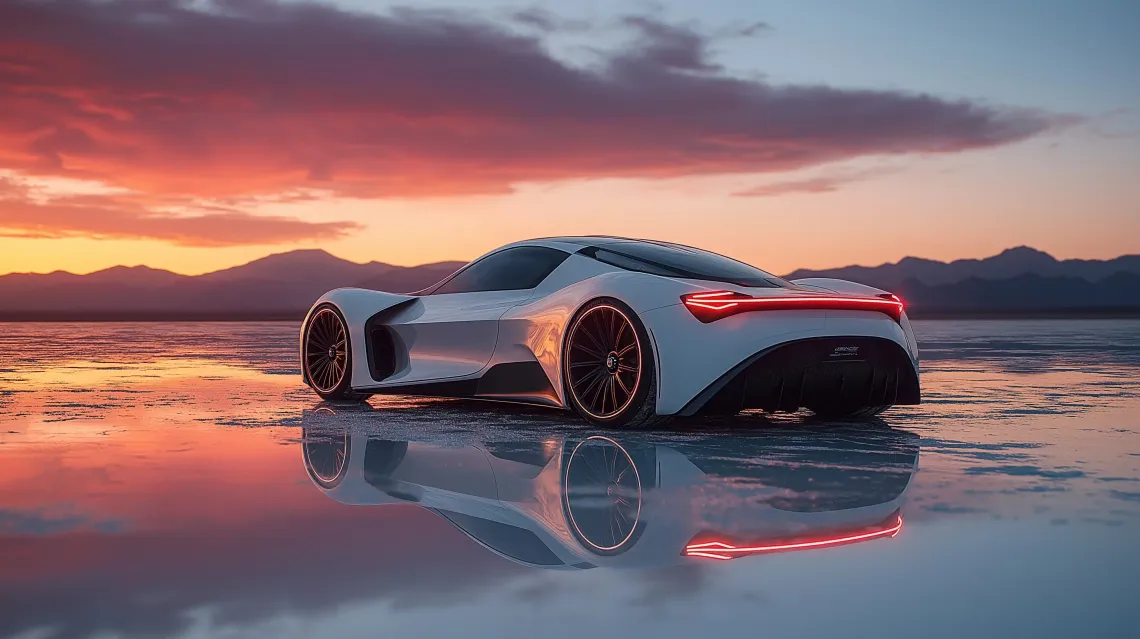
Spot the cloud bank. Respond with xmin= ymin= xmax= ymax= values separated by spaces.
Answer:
xmin=0 ymin=0 xmax=1058 ymax=244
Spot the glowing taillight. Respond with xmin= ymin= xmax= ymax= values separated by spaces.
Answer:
xmin=684 ymin=514 xmax=903 ymax=560
xmin=681 ymin=290 xmax=904 ymax=323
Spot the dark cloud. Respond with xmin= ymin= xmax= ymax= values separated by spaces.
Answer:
xmin=0 ymin=0 xmax=1058 ymax=204
xmin=735 ymin=21 xmax=773 ymax=37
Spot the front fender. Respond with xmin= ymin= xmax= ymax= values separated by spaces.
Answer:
xmin=301 ymin=288 xmax=418 ymax=389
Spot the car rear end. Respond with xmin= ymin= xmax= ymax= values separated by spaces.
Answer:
xmin=641 ymin=283 xmax=920 ymax=417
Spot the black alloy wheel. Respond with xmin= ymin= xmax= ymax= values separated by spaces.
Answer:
xmin=565 ymin=304 xmax=642 ymax=421
xmin=304 ymin=306 xmax=352 ymax=399
xmin=563 ymin=436 xmax=643 ymax=555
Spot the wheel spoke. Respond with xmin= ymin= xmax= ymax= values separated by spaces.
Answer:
xmin=584 ymin=449 xmax=608 ymax=481
xmin=615 ymin=373 xmax=631 ymax=399
xmin=580 ymin=317 xmax=608 ymax=353
xmin=314 ymin=316 xmax=330 ymax=345
xmin=571 ymin=341 xmax=606 ymax=360
xmin=617 ymin=464 xmax=631 ymax=482
xmin=588 ymin=372 xmax=607 ymax=409
xmin=572 ymin=366 xmax=605 ymax=390
xmin=614 ymin=319 xmax=627 ymax=348
xmin=606 ymin=377 xmax=617 ymax=416
xmin=578 ymin=370 xmax=608 ymax=406
xmin=615 ymin=504 xmax=629 ymax=526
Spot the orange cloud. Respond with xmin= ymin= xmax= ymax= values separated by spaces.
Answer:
xmin=0 ymin=177 xmax=359 ymax=246
xmin=0 ymin=0 xmax=1060 ymax=207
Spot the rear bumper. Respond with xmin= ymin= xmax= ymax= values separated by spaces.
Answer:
xmin=680 ymin=336 xmax=920 ymax=415
xmin=641 ymin=303 xmax=920 ymax=415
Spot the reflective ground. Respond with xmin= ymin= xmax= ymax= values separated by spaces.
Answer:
xmin=1 ymin=320 xmax=1139 ymax=638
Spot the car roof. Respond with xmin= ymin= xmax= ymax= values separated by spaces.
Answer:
xmin=506 ymin=236 xmax=701 ymax=251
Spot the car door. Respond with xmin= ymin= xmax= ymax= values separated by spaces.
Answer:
xmin=384 ymin=246 xmax=570 ymax=383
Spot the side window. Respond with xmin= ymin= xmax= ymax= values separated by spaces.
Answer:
xmin=592 ymin=249 xmax=680 ymax=278
xmin=432 ymin=247 xmax=569 ymax=294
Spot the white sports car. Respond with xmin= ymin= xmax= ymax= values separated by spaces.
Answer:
xmin=301 ymin=236 xmax=920 ymax=427
xmin=301 ymin=411 xmax=919 ymax=569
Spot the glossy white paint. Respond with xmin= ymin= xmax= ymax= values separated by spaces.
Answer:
xmin=302 ymin=287 xmax=414 ymax=390
xmin=302 ymin=237 xmax=921 ymax=414
xmin=308 ymin=429 xmax=914 ymax=570
xmin=641 ymin=303 xmax=914 ymax=415
xmin=387 ymin=290 xmax=531 ymax=382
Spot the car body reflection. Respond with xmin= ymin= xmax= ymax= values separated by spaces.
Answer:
xmin=302 ymin=406 xmax=919 ymax=570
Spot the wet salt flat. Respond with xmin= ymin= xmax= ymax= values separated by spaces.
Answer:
xmin=1 ymin=320 xmax=1139 ymax=639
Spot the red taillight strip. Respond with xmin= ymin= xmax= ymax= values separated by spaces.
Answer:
xmin=684 ymin=514 xmax=903 ymax=560
xmin=681 ymin=290 xmax=904 ymax=322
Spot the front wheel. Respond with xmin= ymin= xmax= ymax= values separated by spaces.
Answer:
xmin=562 ymin=298 xmax=667 ymax=428
xmin=302 ymin=304 xmax=365 ymax=401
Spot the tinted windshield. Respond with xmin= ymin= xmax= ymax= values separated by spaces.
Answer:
xmin=431 ymin=246 xmax=569 ymax=294
xmin=588 ymin=241 xmax=789 ymax=288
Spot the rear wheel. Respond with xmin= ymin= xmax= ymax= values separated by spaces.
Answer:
xmin=562 ymin=436 xmax=645 ymax=555
xmin=563 ymin=298 xmax=666 ymax=428
xmin=303 ymin=304 xmax=366 ymax=401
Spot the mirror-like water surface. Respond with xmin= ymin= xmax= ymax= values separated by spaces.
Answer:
xmin=1 ymin=320 xmax=1139 ymax=638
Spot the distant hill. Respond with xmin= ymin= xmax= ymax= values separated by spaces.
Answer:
xmin=784 ymin=246 xmax=1140 ymax=290
xmin=0 ymin=250 xmax=464 ymax=320
xmin=1 ymin=246 xmax=1138 ymax=320
xmin=893 ymin=272 xmax=1140 ymax=315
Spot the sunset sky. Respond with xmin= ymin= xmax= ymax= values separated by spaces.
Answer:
xmin=1 ymin=0 xmax=1138 ymax=276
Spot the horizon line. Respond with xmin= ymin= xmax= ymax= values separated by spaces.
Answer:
xmin=1 ymin=244 xmax=1138 ymax=279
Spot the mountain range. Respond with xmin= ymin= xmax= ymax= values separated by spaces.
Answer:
xmin=0 ymin=250 xmax=464 ymax=320
xmin=1 ymin=246 xmax=1137 ymax=320
xmin=787 ymin=246 xmax=1140 ymax=315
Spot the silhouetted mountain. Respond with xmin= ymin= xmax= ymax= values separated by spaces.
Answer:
xmin=1 ymin=247 xmax=1138 ymax=320
xmin=785 ymin=246 xmax=1140 ymax=289
xmin=894 ymin=272 xmax=1140 ymax=314
xmin=355 ymin=263 xmax=463 ymax=294
xmin=0 ymin=250 xmax=464 ymax=319
xmin=199 ymin=249 xmax=389 ymax=285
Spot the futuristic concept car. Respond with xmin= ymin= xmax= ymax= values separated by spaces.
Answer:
xmin=301 ymin=408 xmax=919 ymax=569
xmin=301 ymin=237 xmax=921 ymax=426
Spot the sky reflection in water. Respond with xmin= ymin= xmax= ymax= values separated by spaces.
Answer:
xmin=0 ymin=320 xmax=1138 ymax=638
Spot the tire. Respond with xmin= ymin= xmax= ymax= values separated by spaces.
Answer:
xmin=561 ymin=436 xmax=648 ymax=555
xmin=809 ymin=404 xmax=891 ymax=419
xmin=301 ymin=426 xmax=351 ymax=489
xmin=562 ymin=298 xmax=668 ymax=428
xmin=302 ymin=303 xmax=367 ymax=401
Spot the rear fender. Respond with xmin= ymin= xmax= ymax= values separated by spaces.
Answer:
xmin=791 ymin=278 xmax=890 ymax=296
